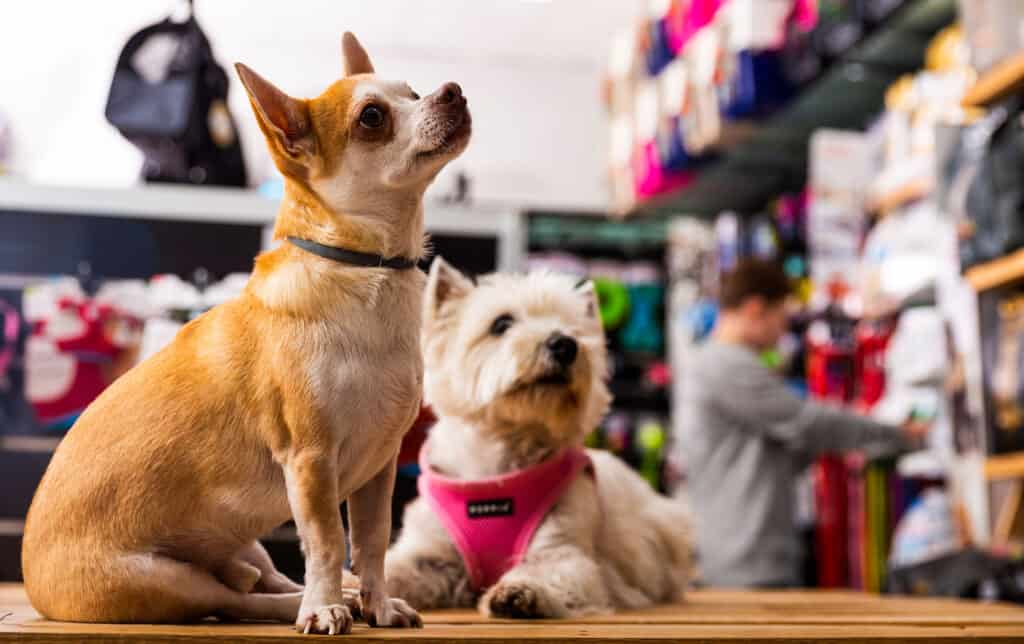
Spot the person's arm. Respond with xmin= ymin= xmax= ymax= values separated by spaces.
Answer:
xmin=707 ymin=355 xmax=917 ymax=456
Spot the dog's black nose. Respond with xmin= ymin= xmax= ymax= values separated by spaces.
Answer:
xmin=547 ymin=334 xmax=578 ymax=367
xmin=436 ymin=82 xmax=463 ymax=105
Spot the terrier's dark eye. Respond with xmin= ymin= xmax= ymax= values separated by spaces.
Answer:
xmin=489 ymin=314 xmax=514 ymax=336
xmin=359 ymin=105 xmax=385 ymax=128
xmin=410 ymin=90 xmax=421 ymax=101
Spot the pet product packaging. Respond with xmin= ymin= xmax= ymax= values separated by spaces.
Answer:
xmin=23 ymin=279 xmax=144 ymax=431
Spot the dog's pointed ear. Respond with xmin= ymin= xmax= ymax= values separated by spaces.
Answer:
xmin=425 ymin=257 xmax=472 ymax=319
xmin=235 ymin=63 xmax=315 ymax=161
xmin=575 ymin=279 xmax=599 ymax=321
xmin=342 ymin=32 xmax=375 ymax=76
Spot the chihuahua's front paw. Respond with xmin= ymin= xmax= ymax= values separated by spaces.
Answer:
xmin=483 ymin=582 xmax=553 ymax=619
xmin=365 ymin=596 xmax=423 ymax=628
xmin=295 ymin=603 xmax=353 ymax=635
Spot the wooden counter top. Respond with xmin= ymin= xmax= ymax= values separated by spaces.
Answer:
xmin=3 ymin=583 xmax=1024 ymax=642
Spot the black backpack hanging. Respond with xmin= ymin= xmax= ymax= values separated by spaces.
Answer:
xmin=104 ymin=2 xmax=247 ymax=187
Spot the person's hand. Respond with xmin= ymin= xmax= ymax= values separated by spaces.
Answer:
xmin=901 ymin=418 xmax=932 ymax=445
xmin=862 ymin=294 xmax=901 ymax=321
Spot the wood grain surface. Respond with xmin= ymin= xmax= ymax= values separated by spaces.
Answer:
xmin=3 ymin=583 xmax=1024 ymax=642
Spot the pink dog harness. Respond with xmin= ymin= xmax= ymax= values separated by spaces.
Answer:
xmin=417 ymin=446 xmax=594 ymax=591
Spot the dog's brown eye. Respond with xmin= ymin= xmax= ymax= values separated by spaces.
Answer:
xmin=359 ymin=105 xmax=385 ymax=128
xmin=490 ymin=314 xmax=514 ymax=336
xmin=410 ymin=91 xmax=421 ymax=101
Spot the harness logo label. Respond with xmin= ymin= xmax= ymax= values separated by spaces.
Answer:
xmin=466 ymin=497 xmax=514 ymax=518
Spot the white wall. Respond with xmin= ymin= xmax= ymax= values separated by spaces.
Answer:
xmin=0 ymin=1 xmax=643 ymax=210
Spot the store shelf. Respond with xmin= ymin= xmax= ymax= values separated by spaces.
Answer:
xmin=528 ymin=212 xmax=669 ymax=250
xmin=0 ymin=520 xmax=23 ymax=537
xmin=0 ymin=436 xmax=61 ymax=454
xmin=985 ymin=452 xmax=1024 ymax=481
xmin=0 ymin=180 xmax=520 ymax=237
xmin=0 ymin=180 xmax=277 ymax=225
xmin=964 ymin=249 xmax=1024 ymax=292
xmin=962 ymin=49 xmax=1024 ymax=108
xmin=636 ymin=0 xmax=957 ymax=219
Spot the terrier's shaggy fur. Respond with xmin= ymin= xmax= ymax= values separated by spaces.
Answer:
xmin=386 ymin=261 xmax=693 ymax=618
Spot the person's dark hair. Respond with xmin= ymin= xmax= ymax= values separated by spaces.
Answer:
xmin=719 ymin=258 xmax=792 ymax=310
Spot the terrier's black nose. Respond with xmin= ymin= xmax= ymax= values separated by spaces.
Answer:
xmin=437 ymin=82 xmax=463 ymax=105
xmin=546 ymin=333 xmax=578 ymax=367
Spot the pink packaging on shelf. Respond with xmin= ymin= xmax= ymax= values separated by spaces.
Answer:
xmin=665 ymin=0 xmax=723 ymax=55
xmin=632 ymin=139 xmax=694 ymax=200
xmin=791 ymin=0 xmax=818 ymax=33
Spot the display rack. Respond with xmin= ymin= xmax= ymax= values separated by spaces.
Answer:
xmin=966 ymin=245 xmax=1024 ymax=484
xmin=635 ymin=0 xmax=957 ymax=219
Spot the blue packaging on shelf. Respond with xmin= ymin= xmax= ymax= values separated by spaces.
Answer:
xmin=620 ymin=283 xmax=665 ymax=355
xmin=722 ymin=49 xmax=795 ymax=119
xmin=645 ymin=18 xmax=676 ymax=76
xmin=656 ymin=118 xmax=715 ymax=172
xmin=656 ymin=118 xmax=692 ymax=172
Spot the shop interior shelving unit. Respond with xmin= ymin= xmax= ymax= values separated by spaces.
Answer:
xmin=631 ymin=0 xmax=957 ymax=220
xmin=960 ymin=53 xmax=1024 ymax=486
xmin=608 ymin=0 xmax=1024 ymax=554
xmin=965 ymin=252 xmax=1024 ymax=484
xmin=0 ymin=180 xmax=526 ymax=276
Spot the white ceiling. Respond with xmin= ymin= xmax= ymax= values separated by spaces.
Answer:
xmin=2 ymin=0 xmax=646 ymax=208
xmin=194 ymin=0 xmax=644 ymax=67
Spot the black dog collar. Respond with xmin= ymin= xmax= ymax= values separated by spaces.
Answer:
xmin=287 ymin=236 xmax=417 ymax=270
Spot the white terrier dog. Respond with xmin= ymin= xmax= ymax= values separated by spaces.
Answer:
xmin=385 ymin=260 xmax=692 ymax=618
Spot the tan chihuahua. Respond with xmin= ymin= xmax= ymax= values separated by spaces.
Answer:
xmin=21 ymin=33 xmax=471 ymax=635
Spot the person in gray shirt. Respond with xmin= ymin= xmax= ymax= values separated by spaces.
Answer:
xmin=678 ymin=259 xmax=929 ymax=588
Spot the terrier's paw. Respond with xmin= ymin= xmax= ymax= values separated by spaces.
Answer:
xmin=383 ymin=561 xmax=425 ymax=606
xmin=484 ymin=582 xmax=550 ymax=619
xmin=295 ymin=603 xmax=353 ymax=635
xmin=366 ymin=596 xmax=423 ymax=628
